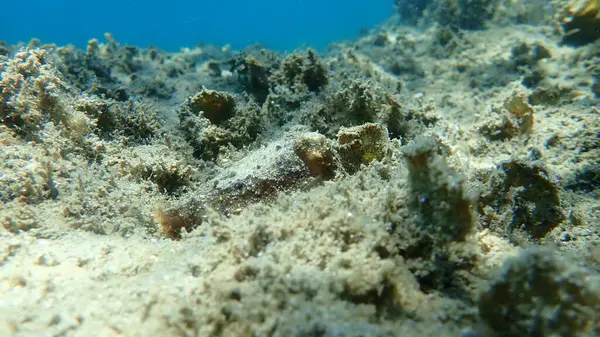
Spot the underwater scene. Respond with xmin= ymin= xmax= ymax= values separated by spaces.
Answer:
xmin=1 ymin=0 xmax=599 ymax=336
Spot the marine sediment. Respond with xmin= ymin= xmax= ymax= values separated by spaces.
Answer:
xmin=1 ymin=1 xmax=599 ymax=336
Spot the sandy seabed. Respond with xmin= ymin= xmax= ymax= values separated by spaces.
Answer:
xmin=1 ymin=1 xmax=599 ymax=336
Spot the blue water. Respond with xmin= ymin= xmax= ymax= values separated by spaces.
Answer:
xmin=3 ymin=0 xmax=393 ymax=52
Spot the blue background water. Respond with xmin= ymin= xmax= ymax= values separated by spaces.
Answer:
xmin=3 ymin=0 xmax=393 ymax=52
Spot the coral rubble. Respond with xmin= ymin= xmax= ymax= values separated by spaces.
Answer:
xmin=1 ymin=3 xmax=600 ymax=337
